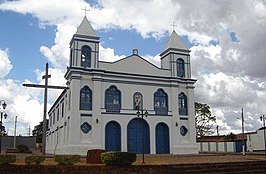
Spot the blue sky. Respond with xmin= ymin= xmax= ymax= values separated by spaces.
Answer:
xmin=0 ymin=0 xmax=266 ymax=136
xmin=0 ymin=11 xmax=54 ymax=81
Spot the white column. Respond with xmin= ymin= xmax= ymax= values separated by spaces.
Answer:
xmin=187 ymin=87 xmax=196 ymax=145
xmin=92 ymin=76 xmax=103 ymax=148
xmin=68 ymin=79 xmax=81 ymax=145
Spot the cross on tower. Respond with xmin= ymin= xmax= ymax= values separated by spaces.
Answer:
xmin=82 ymin=6 xmax=90 ymax=17
xmin=171 ymin=22 xmax=177 ymax=31
xmin=23 ymin=63 xmax=67 ymax=155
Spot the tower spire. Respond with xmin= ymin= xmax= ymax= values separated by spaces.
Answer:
xmin=171 ymin=22 xmax=177 ymax=32
xmin=81 ymin=6 xmax=90 ymax=17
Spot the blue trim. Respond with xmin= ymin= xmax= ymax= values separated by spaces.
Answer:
xmin=105 ymin=121 xmax=121 ymax=151
xmin=180 ymin=125 xmax=188 ymax=136
xmin=80 ymin=122 xmax=92 ymax=134
xmin=127 ymin=118 xmax=150 ymax=154
xmin=81 ymin=45 xmax=92 ymax=68
xmin=154 ymin=89 xmax=168 ymax=115
xmin=178 ymin=92 xmax=188 ymax=115
xmin=105 ymin=85 xmax=121 ymax=112
xmin=79 ymin=86 xmax=92 ymax=110
xmin=156 ymin=122 xmax=170 ymax=154
xmin=176 ymin=58 xmax=185 ymax=77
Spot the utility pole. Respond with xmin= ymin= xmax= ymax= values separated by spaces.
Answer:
xmin=216 ymin=125 xmax=219 ymax=136
xmin=28 ymin=126 xmax=31 ymax=136
xmin=13 ymin=116 xmax=18 ymax=149
xmin=23 ymin=63 xmax=67 ymax=155
xmin=241 ymin=108 xmax=245 ymax=156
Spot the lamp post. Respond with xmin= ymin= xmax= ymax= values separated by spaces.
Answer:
xmin=0 ymin=100 xmax=8 ymax=153
xmin=260 ymin=115 xmax=266 ymax=158
xmin=136 ymin=109 xmax=148 ymax=163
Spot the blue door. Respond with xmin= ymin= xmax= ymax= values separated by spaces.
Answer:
xmin=105 ymin=121 xmax=121 ymax=151
xmin=127 ymin=118 xmax=150 ymax=154
xmin=156 ymin=122 xmax=170 ymax=154
xmin=235 ymin=141 xmax=246 ymax=153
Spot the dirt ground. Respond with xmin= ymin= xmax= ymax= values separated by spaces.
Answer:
xmin=4 ymin=149 xmax=266 ymax=165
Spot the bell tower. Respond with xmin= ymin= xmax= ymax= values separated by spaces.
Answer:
xmin=69 ymin=16 xmax=100 ymax=69
xmin=160 ymin=30 xmax=191 ymax=78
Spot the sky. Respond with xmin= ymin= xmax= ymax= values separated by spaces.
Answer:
xmin=0 ymin=0 xmax=266 ymax=136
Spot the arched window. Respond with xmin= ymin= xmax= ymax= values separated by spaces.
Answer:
xmin=81 ymin=45 xmax=91 ymax=68
xmin=80 ymin=86 xmax=92 ymax=110
xmin=154 ymin=89 xmax=168 ymax=115
xmin=178 ymin=92 xmax=187 ymax=115
xmin=105 ymin=86 xmax=121 ymax=112
xmin=176 ymin=58 xmax=185 ymax=77
xmin=133 ymin=92 xmax=143 ymax=110
xmin=70 ymin=49 xmax=73 ymax=66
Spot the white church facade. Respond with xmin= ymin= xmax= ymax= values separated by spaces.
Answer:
xmin=46 ymin=17 xmax=198 ymax=155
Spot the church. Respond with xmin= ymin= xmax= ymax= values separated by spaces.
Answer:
xmin=46 ymin=16 xmax=198 ymax=155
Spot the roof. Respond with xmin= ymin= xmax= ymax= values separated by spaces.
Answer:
xmin=162 ymin=30 xmax=188 ymax=53
xmin=196 ymin=133 xmax=252 ymax=142
xmin=76 ymin=16 xmax=97 ymax=37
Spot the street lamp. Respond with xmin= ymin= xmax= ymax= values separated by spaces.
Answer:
xmin=260 ymin=115 xmax=266 ymax=158
xmin=0 ymin=100 xmax=8 ymax=153
xmin=136 ymin=109 xmax=148 ymax=163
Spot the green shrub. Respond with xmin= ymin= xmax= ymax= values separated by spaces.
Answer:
xmin=17 ymin=144 xmax=32 ymax=153
xmin=54 ymin=155 xmax=81 ymax=165
xmin=101 ymin=152 xmax=136 ymax=166
xmin=0 ymin=155 xmax=16 ymax=165
xmin=25 ymin=155 xmax=45 ymax=165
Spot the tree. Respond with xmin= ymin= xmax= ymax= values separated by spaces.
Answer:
xmin=0 ymin=124 xmax=7 ymax=136
xmin=32 ymin=119 xmax=48 ymax=143
xmin=195 ymin=102 xmax=216 ymax=137
xmin=224 ymin=132 xmax=237 ymax=141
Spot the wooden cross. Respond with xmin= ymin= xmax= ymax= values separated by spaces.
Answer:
xmin=171 ymin=22 xmax=177 ymax=31
xmin=23 ymin=63 xmax=67 ymax=155
xmin=81 ymin=6 xmax=90 ymax=17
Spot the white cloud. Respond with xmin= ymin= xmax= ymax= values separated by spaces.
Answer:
xmin=0 ymin=49 xmax=13 ymax=78
xmin=0 ymin=78 xmax=43 ymax=136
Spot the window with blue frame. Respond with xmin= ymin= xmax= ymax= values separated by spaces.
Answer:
xmin=133 ymin=92 xmax=143 ymax=110
xmin=81 ymin=45 xmax=91 ymax=68
xmin=154 ymin=89 xmax=168 ymax=115
xmin=176 ymin=58 xmax=185 ymax=77
xmin=105 ymin=86 xmax=121 ymax=112
xmin=178 ymin=92 xmax=187 ymax=115
xmin=80 ymin=86 xmax=92 ymax=110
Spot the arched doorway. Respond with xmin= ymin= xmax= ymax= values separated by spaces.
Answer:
xmin=156 ymin=122 xmax=170 ymax=154
xmin=105 ymin=121 xmax=121 ymax=151
xmin=127 ymin=118 xmax=150 ymax=154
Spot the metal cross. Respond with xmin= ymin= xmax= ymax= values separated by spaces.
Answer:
xmin=23 ymin=63 xmax=67 ymax=155
xmin=171 ymin=22 xmax=177 ymax=31
xmin=82 ymin=6 xmax=90 ymax=17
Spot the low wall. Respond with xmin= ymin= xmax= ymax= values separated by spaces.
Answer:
xmin=1 ymin=161 xmax=266 ymax=174
xmin=198 ymin=142 xmax=235 ymax=152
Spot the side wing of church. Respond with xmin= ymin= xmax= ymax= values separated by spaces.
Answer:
xmin=46 ymin=17 xmax=198 ymax=155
